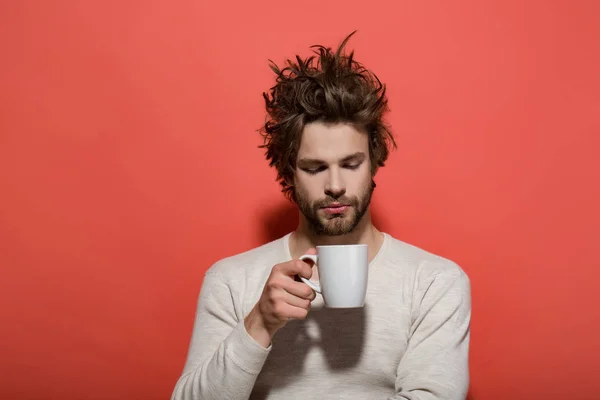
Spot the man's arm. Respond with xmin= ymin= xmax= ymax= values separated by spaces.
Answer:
xmin=171 ymin=271 xmax=271 ymax=400
xmin=389 ymin=263 xmax=471 ymax=400
xmin=171 ymin=257 xmax=315 ymax=400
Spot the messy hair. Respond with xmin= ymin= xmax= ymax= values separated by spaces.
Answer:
xmin=259 ymin=31 xmax=396 ymax=201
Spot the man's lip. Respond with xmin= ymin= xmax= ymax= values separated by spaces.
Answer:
xmin=321 ymin=203 xmax=349 ymax=208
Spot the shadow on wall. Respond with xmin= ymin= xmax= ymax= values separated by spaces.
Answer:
xmin=259 ymin=200 xmax=298 ymax=243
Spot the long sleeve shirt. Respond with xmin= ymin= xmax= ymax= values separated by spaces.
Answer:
xmin=171 ymin=232 xmax=471 ymax=400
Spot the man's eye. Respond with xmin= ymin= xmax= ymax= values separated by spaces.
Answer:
xmin=344 ymin=163 xmax=361 ymax=170
xmin=303 ymin=166 xmax=326 ymax=175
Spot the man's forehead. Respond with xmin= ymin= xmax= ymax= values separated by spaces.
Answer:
xmin=297 ymin=122 xmax=368 ymax=159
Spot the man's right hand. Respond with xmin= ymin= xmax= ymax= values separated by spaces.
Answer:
xmin=244 ymin=250 xmax=317 ymax=348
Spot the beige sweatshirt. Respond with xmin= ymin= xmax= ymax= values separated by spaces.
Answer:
xmin=171 ymin=232 xmax=471 ymax=400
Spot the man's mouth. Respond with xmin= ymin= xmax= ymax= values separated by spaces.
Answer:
xmin=321 ymin=203 xmax=350 ymax=214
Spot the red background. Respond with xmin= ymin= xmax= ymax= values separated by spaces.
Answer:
xmin=1 ymin=1 xmax=599 ymax=399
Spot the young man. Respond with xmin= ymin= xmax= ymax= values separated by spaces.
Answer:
xmin=171 ymin=33 xmax=471 ymax=400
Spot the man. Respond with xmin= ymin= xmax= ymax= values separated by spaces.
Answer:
xmin=171 ymin=32 xmax=471 ymax=400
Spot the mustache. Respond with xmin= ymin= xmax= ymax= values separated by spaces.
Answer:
xmin=313 ymin=196 xmax=358 ymax=208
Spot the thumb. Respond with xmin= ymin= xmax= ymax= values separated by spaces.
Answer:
xmin=304 ymin=247 xmax=317 ymax=256
xmin=298 ymin=247 xmax=317 ymax=270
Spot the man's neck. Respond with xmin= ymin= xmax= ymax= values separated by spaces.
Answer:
xmin=288 ymin=210 xmax=384 ymax=263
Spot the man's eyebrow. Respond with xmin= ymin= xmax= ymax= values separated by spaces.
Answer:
xmin=297 ymin=152 xmax=367 ymax=166
xmin=340 ymin=152 xmax=366 ymax=163
xmin=297 ymin=157 xmax=325 ymax=166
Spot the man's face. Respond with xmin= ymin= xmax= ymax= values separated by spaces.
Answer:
xmin=293 ymin=121 xmax=374 ymax=236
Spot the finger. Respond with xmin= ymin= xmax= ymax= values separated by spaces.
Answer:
xmin=304 ymin=247 xmax=317 ymax=255
xmin=302 ymin=247 xmax=317 ymax=279
xmin=282 ymin=291 xmax=312 ymax=309
xmin=298 ymin=248 xmax=317 ymax=271
xmin=284 ymin=304 xmax=310 ymax=320
xmin=278 ymin=259 xmax=313 ymax=280
xmin=299 ymin=248 xmax=318 ymax=273
xmin=284 ymin=280 xmax=316 ymax=300
xmin=272 ymin=302 xmax=309 ymax=321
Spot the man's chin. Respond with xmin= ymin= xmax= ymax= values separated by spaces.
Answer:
xmin=317 ymin=219 xmax=355 ymax=236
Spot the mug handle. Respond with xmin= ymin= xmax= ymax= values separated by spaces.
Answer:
xmin=298 ymin=254 xmax=321 ymax=293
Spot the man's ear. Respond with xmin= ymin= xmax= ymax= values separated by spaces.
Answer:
xmin=284 ymin=170 xmax=296 ymax=188
xmin=370 ymin=168 xmax=379 ymax=189
xmin=284 ymin=177 xmax=295 ymax=188
xmin=371 ymin=166 xmax=379 ymax=179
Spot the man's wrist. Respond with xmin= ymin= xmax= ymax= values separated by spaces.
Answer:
xmin=244 ymin=307 xmax=273 ymax=349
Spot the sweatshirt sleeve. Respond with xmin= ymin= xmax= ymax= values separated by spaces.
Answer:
xmin=171 ymin=270 xmax=271 ymax=400
xmin=389 ymin=263 xmax=471 ymax=400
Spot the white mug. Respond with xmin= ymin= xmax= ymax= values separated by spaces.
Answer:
xmin=299 ymin=244 xmax=368 ymax=308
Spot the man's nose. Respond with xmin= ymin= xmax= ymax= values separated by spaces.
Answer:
xmin=324 ymin=168 xmax=346 ymax=198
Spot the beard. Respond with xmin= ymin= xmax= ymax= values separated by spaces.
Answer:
xmin=294 ymin=180 xmax=375 ymax=236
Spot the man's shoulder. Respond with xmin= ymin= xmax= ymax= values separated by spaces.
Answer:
xmin=205 ymin=234 xmax=291 ymax=280
xmin=383 ymin=233 xmax=469 ymax=282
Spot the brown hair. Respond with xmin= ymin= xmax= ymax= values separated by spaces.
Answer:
xmin=259 ymin=31 xmax=396 ymax=201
